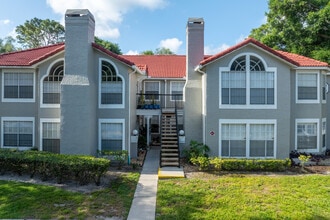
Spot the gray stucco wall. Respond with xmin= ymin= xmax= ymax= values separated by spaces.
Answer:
xmin=60 ymin=9 xmax=97 ymax=155
xmin=203 ymin=45 xmax=297 ymax=159
xmin=184 ymin=18 xmax=204 ymax=146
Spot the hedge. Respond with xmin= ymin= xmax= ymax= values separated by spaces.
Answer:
xmin=0 ymin=149 xmax=110 ymax=185
xmin=191 ymin=156 xmax=291 ymax=172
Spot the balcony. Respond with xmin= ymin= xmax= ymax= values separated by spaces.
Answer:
xmin=136 ymin=93 xmax=184 ymax=114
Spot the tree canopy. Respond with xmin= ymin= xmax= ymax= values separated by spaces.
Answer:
xmin=250 ymin=0 xmax=330 ymax=63
xmin=0 ymin=36 xmax=16 ymax=53
xmin=141 ymin=47 xmax=174 ymax=55
xmin=94 ymin=36 xmax=122 ymax=54
xmin=16 ymin=18 xmax=65 ymax=48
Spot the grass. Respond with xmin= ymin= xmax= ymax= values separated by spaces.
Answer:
xmin=156 ymin=174 xmax=330 ymax=220
xmin=0 ymin=172 xmax=139 ymax=219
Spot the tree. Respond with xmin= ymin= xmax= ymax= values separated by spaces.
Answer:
xmin=140 ymin=50 xmax=154 ymax=55
xmin=250 ymin=0 xmax=330 ymax=63
xmin=155 ymin=47 xmax=174 ymax=55
xmin=16 ymin=18 xmax=65 ymax=48
xmin=141 ymin=47 xmax=174 ymax=55
xmin=0 ymin=36 xmax=16 ymax=53
xmin=94 ymin=36 xmax=122 ymax=54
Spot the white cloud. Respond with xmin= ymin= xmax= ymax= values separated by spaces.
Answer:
xmin=158 ymin=38 xmax=182 ymax=53
xmin=204 ymin=43 xmax=230 ymax=55
xmin=0 ymin=19 xmax=10 ymax=25
xmin=46 ymin=0 xmax=167 ymax=39
xmin=235 ymin=34 xmax=247 ymax=44
xmin=125 ymin=50 xmax=139 ymax=55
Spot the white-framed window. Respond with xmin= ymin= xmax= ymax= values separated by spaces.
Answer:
xmin=296 ymin=72 xmax=319 ymax=103
xmin=322 ymin=118 xmax=326 ymax=149
xmin=219 ymin=119 xmax=276 ymax=158
xmin=99 ymin=119 xmax=125 ymax=151
xmin=99 ymin=59 xmax=124 ymax=108
xmin=1 ymin=117 xmax=34 ymax=149
xmin=40 ymin=118 xmax=60 ymax=153
xmin=170 ymin=81 xmax=185 ymax=101
xmin=41 ymin=60 xmax=64 ymax=107
xmin=2 ymin=71 xmax=35 ymax=102
xmin=295 ymin=119 xmax=319 ymax=152
xmin=144 ymin=81 xmax=160 ymax=101
xmin=219 ymin=54 xmax=276 ymax=109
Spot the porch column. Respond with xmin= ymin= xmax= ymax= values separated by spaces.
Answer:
xmin=146 ymin=116 xmax=152 ymax=147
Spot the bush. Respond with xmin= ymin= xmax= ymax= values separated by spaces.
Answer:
xmin=98 ymin=150 xmax=128 ymax=169
xmin=190 ymin=156 xmax=210 ymax=170
xmin=0 ymin=149 xmax=110 ymax=185
xmin=208 ymin=157 xmax=291 ymax=172
xmin=183 ymin=140 xmax=210 ymax=162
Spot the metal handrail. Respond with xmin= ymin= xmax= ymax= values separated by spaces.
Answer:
xmin=136 ymin=93 xmax=183 ymax=110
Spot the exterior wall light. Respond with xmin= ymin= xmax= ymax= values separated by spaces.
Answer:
xmin=132 ymin=129 xmax=139 ymax=136
xmin=179 ymin=130 xmax=185 ymax=136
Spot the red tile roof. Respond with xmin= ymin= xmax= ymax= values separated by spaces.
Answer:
xmin=0 ymin=43 xmax=65 ymax=66
xmin=121 ymin=55 xmax=186 ymax=78
xmin=199 ymin=38 xmax=329 ymax=68
xmin=92 ymin=43 xmax=135 ymax=66
xmin=0 ymin=38 xmax=327 ymax=77
xmin=275 ymin=50 xmax=329 ymax=67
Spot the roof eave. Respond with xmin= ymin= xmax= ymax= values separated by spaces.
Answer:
xmin=295 ymin=66 xmax=330 ymax=71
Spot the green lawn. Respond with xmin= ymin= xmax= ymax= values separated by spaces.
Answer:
xmin=156 ymin=174 xmax=330 ymax=220
xmin=0 ymin=172 xmax=139 ymax=219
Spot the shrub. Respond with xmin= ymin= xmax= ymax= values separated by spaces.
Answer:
xmin=190 ymin=156 xmax=210 ymax=170
xmin=183 ymin=140 xmax=210 ymax=162
xmin=201 ymin=157 xmax=291 ymax=172
xmin=0 ymin=149 xmax=110 ymax=185
xmin=98 ymin=150 xmax=128 ymax=169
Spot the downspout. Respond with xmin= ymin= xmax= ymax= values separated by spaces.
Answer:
xmin=195 ymin=65 xmax=207 ymax=144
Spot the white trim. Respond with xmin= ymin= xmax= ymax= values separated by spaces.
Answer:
xmin=219 ymin=53 xmax=277 ymax=109
xmin=1 ymin=117 xmax=35 ymax=150
xmin=1 ymin=70 xmax=36 ymax=103
xmin=219 ymin=119 xmax=277 ymax=158
xmin=295 ymin=71 xmax=320 ymax=104
xmin=98 ymin=58 xmax=125 ymax=109
xmin=98 ymin=118 xmax=125 ymax=151
xmin=40 ymin=118 xmax=60 ymax=151
xmin=40 ymin=59 xmax=64 ymax=108
xmin=295 ymin=118 xmax=320 ymax=153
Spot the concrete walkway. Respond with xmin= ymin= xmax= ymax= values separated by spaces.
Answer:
xmin=127 ymin=147 xmax=160 ymax=220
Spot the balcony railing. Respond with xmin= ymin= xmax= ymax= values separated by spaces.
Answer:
xmin=136 ymin=93 xmax=184 ymax=110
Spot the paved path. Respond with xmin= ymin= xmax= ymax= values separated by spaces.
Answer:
xmin=127 ymin=147 xmax=160 ymax=220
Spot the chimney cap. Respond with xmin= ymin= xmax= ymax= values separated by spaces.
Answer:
xmin=188 ymin=17 xmax=204 ymax=24
xmin=65 ymin=9 xmax=95 ymax=21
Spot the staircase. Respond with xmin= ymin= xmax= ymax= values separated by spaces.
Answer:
xmin=160 ymin=112 xmax=180 ymax=167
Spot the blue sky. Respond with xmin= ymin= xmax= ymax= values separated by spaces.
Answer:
xmin=0 ymin=0 xmax=268 ymax=55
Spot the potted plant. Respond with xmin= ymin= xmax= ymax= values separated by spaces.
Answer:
xmin=138 ymin=93 xmax=145 ymax=109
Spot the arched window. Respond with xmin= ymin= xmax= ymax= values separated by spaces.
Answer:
xmin=101 ymin=60 xmax=123 ymax=105
xmin=43 ymin=61 xmax=64 ymax=104
xmin=221 ymin=54 xmax=275 ymax=106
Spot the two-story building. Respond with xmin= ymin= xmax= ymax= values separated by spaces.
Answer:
xmin=0 ymin=9 xmax=329 ymax=166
